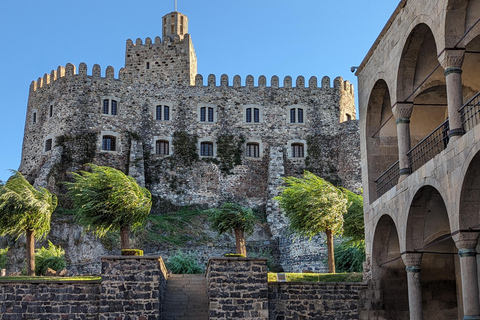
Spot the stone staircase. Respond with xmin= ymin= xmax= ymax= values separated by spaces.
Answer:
xmin=162 ymin=274 xmax=209 ymax=320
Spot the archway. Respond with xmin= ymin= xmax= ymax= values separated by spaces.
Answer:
xmin=407 ymin=186 xmax=459 ymax=319
xmin=370 ymin=215 xmax=409 ymax=318
xmin=365 ymin=80 xmax=397 ymax=202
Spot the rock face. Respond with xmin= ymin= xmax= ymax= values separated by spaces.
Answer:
xmin=13 ymin=10 xmax=361 ymax=274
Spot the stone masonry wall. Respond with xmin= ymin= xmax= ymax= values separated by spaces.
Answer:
xmin=268 ymin=282 xmax=367 ymax=320
xmin=207 ymin=257 xmax=269 ymax=320
xmin=0 ymin=281 xmax=101 ymax=319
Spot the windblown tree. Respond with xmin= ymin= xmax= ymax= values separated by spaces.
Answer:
xmin=206 ymin=203 xmax=257 ymax=256
xmin=275 ymin=171 xmax=347 ymax=273
xmin=0 ymin=171 xmax=58 ymax=276
xmin=66 ymin=164 xmax=152 ymax=250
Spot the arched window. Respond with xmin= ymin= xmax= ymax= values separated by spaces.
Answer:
xmin=291 ymin=143 xmax=305 ymax=158
xmin=156 ymin=140 xmax=170 ymax=156
xmin=200 ymin=142 xmax=214 ymax=157
xmin=246 ymin=143 xmax=260 ymax=158
xmin=45 ymin=139 xmax=52 ymax=152
xmin=102 ymin=136 xmax=116 ymax=151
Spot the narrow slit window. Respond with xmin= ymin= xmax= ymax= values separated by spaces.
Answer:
xmin=246 ymin=108 xmax=252 ymax=123
xmin=164 ymin=106 xmax=170 ymax=121
xmin=49 ymin=105 xmax=53 ymax=117
xmin=298 ymin=108 xmax=304 ymax=123
xmin=111 ymin=100 xmax=117 ymax=115
xmin=45 ymin=139 xmax=52 ymax=152
xmin=102 ymin=136 xmax=116 ymax=151
xmin=156 ymin=105 xmax=162 ymax=120
xmin=200 ymin=107 xmax=206 ymax=122
xmin=290 ymin=109 xmax=296 ymax=123
xmin=208 ymin=107 xmax=214 ymax=122
xmin=254 ymin=108 xmax=260 ymax=123
xmin=201 ymin=142 xmax=213 ymax=157
xmin=146 ymin=62 xmax=150 ymax=70
xmin=156 ymin=140 xmax=169 ymax=156
xmin=103 ymin=100 xmax=109 ymax=114
xmin=33 ymin=112 xmax=37 ymax=124
xmin=246 ymin=143 xmax=260 ymax=158
xmin=291 ymin=143 xmax=304 ymax=158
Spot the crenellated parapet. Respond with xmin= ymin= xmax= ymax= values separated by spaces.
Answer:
xmin=29 ymin=63 xmax=123 ymax=93
xmin=193 ymin=74 xmax=355 ymax=93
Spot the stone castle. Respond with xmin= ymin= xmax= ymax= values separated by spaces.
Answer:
xmin=17 ymin=10 xmax=360 ymax=272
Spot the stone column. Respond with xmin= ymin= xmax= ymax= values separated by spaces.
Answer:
xmin=453 ymin=233 xmax=480 ymax=320
xmin=402 ymin=253 xmax=423 ymax=320
xmin=393 ymin=102 xmax=414 ymax=180
xmin=439 ymin=49 xmax=465 ymax=143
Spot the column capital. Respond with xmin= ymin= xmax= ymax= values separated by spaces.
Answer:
xmin=439 ymin=48 xmax=465 ymax=70
xmin=392 ymin=102 xmax=414 ymax=120
xmin=402 ymin=252 xmax=423 ymax=267
xmin=453 ymin=232 xmax=479 ymax=251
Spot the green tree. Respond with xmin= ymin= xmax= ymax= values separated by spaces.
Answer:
xmin=0 ymin=171 xmax=57 ymax=276
xmin=340 ymin=188 xmax=365 ymax=244
xmin=275 ymin=171 xmax=347 ymax=273
xmin=206 ymin=203 xmax=257 ymax=256
xmin=66 ymin=164 xmax=152 ymax=250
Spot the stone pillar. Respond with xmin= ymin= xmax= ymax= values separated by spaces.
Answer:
xmin=402 ymin=253 xmax=423 ymax=320
xmin=454 ymin=233 xmax=480 ymax=320
xmin=439 ymin=49 xmax=465 ymax=142
xmin=392 ymin=102 xmax=414 ymax=180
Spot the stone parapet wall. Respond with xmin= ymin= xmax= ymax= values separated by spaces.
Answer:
xmin=268 ymin=282 xmax=367 ymax=320
xmin=0 ymin=281 xmax=101 ymax=320
xmin=207 ymin=257 xmax=269 ymax=320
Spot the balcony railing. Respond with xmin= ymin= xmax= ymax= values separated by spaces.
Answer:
xmin=460 ymin=92 xmax=480 ymax=132
xmin=375 ymin=92 xmax=480 ymax=200
xmin=407 ymin=119 xmax=449 ymax=173
xmin=374 ymin=160 xmax=399 ymax=199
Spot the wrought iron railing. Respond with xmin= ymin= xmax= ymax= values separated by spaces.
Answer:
xmin=407 ymin=119 xmax=449 ymax=173
xmin=374 ymin=160 xmax=399 ymax=199
xmin=460 ymin=92 xmax=480 ymax=132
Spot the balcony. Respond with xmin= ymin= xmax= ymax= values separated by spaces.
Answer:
xmin=374 ymin=92 xmax=480 ymax=199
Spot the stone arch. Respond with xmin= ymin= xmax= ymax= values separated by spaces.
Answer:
xmin=463 ymin=33 xmax=480 ymax=97
xmin=365 ymin=79 xmax=397 ymax=202
xmin=459 ymin=150 xmax=480 ymax=230
xmin=371 ymin=214 xmax=409 ymax=318
xmin=406 ymin=186 xmax=459 ymax=319
xmin=445 ymin=0 xmax=469 ymax=47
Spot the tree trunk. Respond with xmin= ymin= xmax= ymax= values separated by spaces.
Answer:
xmin=26 ymin=229 xmax=35 ymax=276
xmin=120 ymin=225 xmax=130 ymax=250
xmin=234 ymin=228 xmax=247 ymax=257
xmin=326 ymin=229 xmax=335 ymax=273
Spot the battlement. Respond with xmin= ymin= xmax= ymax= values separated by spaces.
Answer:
xmin=125 ymin=33 xmax=191 ymax=48
xmin=193 ymin=74 xmax=354 ymax=93
xmin=29 ymin=63 xmax=124 ymax=93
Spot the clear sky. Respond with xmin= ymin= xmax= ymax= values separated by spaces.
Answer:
xmin=0 ymin=0 xmax=399 ymax=183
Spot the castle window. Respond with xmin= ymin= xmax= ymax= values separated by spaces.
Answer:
xmin=33 ymin=112 xmax=37 ymax=124
xmin=146 ymin=62 xmax=150 ymax=70
xmin=200 ymin=142 xmax=214 ymax=157
xmin=288 ymin=106 xmax=306 ymax=124
xmin=291 ymin=143 xmax=305 ymax=158
xmin=246 ymin=143 xmax=260 ymax=158
xmin=156 ymin=140 xmax=169 ymax=156
xmin=243 ymin=105 xmax=263 ymax=124
xmin=101 ymin=97 xmax=120 ymax=116
xmin=346 ymin=113 xmax=352 ymax=121
xmin=156 ymin=105 xmax=170 ymax=121
xmin=180 ymin=16 xmax=184 ymax=34
xmin=102 ymin=136 xmax=116 ymax=151
xmin=198 ymin=104 xmax=216 ymax=123
xmin=49 ymin=105 xmax=53 ymax=118
xmin=45 ymin=139 xmax=52 ymax=152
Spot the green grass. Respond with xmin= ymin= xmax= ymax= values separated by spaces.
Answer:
xmin=268 ymin=272 xmax=363 ymax=283
xmin=0 ymin=276 xmax=101 ymax=282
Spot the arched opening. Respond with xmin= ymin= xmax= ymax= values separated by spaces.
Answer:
xmin=407 ymin=186 xmax=459 ymax=319
xmin=463 ymin=34 xmax=480 ymax=100
xmin=370 ymin=215 xmax=408 ymax=318
xmin=365 ymin=80 xmax=397 ymax=202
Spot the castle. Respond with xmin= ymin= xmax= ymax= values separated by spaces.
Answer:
xmin=18 ymin=10 xmax=360 ymax=272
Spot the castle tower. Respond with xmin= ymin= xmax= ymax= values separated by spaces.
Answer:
xmin=124 ymin=10 xmax=197 ymax=86
xmin=163 ymin=11 xmax=188 ymax=41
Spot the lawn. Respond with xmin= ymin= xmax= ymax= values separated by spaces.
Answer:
xmin=268 ymin=272 xmax=363 ymax=283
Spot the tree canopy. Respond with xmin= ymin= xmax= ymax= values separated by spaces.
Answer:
xmin=339 ymin=188 xmax=364 ymax=244
xmin=66 ymin=164 xmax=152 ymax=249
xmin=0 ymin=170 xmax=57 ymax=275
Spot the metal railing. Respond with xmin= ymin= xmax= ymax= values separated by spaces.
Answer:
xmin=460 ymin=92 xmax=480 ymax=132
xmin=407 ymin=119 xmax=449 ymax=173
xmin=374 ymin=160 xmax=399 ymax=199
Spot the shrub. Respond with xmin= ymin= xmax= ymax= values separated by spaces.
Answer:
xmin=121 ymin=249 xmax=143 ymax=256
xmin=0 ymin=247 xmax=8 ymax=269
xmin=334 ymin=240 xmax=365 ymax=273
xmin=35 ymin=241 xmax=66 ymax=276
xmin=166 ymin=251 xmax=204 ymax=274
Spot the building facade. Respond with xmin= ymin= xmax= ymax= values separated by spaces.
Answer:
xmin=357 ymin=0 xmax=480 ymax=319
xmin=18 ymin=10 xmax=360 ymax=272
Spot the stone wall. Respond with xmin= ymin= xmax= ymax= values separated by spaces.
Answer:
xmin=207 ymin=257 xmax=269 ymax=320
xmin=268 ymin=282 xmax=367 ymax=320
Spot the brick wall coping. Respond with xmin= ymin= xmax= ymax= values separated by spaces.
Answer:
xmin=100 ymin=255 xmax=163 ymax=260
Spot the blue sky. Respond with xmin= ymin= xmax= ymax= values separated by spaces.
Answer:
xmin=0 ymin=0 xmax=399 ymax=183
